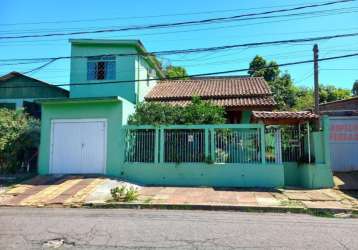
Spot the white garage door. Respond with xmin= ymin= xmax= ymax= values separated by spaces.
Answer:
xmin=330 ymin=117 xmax=358 ymax=172
xmin=50 ymin=119 xmax=107 ymax=174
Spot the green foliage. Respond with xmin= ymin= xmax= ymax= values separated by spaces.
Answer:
xmin=248 ymin=55 xmax=351 ymax=110
xmin=352 ymin=80 xmax=358 ymax=96
xmin=292 ymin=87 xmax=314 ymax=111
xmin=110 ymin=186 xmax=139 ymax=202
xmin=248 ymin=56 xmax=295 ymax=110
xmin=319 ymin=85 xmax=351 ymax=103
xmin=163 ymin=65 xmax=188 ymax=79
xmin=292 ymin=85 xmax=351 ymax=110
xmin=0 ymin=108 xmax=40 ymax=173
xmin=128 ymin=97 xmax=226 ymax=125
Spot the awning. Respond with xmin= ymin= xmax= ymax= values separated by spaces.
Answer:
xmin=252 ymin=111 xmax=319 ymax=125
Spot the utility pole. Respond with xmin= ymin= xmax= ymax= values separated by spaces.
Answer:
xmin=313 ymin=44 xmax=319 ymax=115
xmin=313 ymin=44 xmax=320 ymax=129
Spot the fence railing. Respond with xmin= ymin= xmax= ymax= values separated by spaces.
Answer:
xmin=124 ymin=124 xmax=266 ymax=164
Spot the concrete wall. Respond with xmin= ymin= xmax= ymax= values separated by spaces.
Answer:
xmin=38 ymin=99 xmax=126 ymax=176
xmin=135 ymin=56 xmax=157 ymax=103
xmin=283 ymin=116 xmax=334 ymax=188
xmin=70 ymin=43 xmax=137 ymax=103
xmin=120 ymin=163 xmax=284 ymax=188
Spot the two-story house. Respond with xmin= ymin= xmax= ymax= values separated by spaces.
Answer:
xmin=38 ymin=39 xmax=276 ymax=175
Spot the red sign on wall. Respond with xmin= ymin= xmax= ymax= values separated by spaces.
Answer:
xmin=330 ymin=123 xmax=358 ymax=142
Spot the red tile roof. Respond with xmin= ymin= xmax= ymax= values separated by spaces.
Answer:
xmin=145 ymin=76 xmax=275 ymax=109
xmin=252 ymin=111 xmax=319 ymax=120
xmin=152 ymin=97 xmax=276 ymax=107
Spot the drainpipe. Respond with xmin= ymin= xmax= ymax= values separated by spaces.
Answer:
xmin=307 ymin=122 xmax=311 ymax=164
xmin=136 ymin=55 xmax=140 ymax=104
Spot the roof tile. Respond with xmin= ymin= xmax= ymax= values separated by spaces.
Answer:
xmin=145 ymin=77 xmax=272 ymax=100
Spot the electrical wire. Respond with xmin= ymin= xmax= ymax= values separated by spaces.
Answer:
xmin=1 ymin=32 xmax=358 ymax=64
xmin=0 ymin=0 xmax=354 ymax=40
xmin=0 ymin=51 xmax=357 ymax=89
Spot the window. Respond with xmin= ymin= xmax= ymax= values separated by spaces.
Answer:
xmin=87 ymin=55 xmax=116 ymax=80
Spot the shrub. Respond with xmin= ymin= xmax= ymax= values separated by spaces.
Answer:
xmin=128 ymin=97 xmax=226 ymax=125
xmin=110 ymin=186 xmax=139 ymax=202
xmin=0 ymin=108 xmax=40 ymax=174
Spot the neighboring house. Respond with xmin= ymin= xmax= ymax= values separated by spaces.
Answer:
xmin=37 ymin=39 xmax=333 ymax=189
xmin=0 ymin=72 xmax=69 ymax=117
xmin=320 ymin=96 xmax=358 ymax=116
xmin=319 ymin=97 xmax=358 ymax=172
xmin=145 ymin=76 xmax=276 ymax=123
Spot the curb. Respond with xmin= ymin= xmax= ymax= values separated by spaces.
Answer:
xmin=83 ymin=202 xmax=358 ymax=216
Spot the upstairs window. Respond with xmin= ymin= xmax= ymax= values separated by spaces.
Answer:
xmin=87 ymin=55 xmax=116 ymax=80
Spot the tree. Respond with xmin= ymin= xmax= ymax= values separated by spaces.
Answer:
xmin=0 ymin=109 xmax=40 ymax=173
xmin=292 ymin=86 xmax=314 ymax=111
xmin=353 ymin=80 xmax=358 ymax=96
xmin=248 ymin=56 xmax=295 ymax=110
xmin=128 ymin=97 xmax=226 ymax=125
xmin=163 ymin=65 xmax=188 ymax=79
xmin=319 ymin=85 xmax=351 ymax=103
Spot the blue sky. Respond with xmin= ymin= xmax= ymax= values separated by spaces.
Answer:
xmin=1 ymin=0 xmax=357 ymax=91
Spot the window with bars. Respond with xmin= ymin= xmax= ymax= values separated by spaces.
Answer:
xmin=87 ymin=55 xmax=116 ymax=80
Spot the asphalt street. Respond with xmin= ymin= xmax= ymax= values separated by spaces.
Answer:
xmin=0 ymin=208 xmax=357 ymax=249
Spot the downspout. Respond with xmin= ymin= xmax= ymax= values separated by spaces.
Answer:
xmin=307 ymin=122 xmax=311 ymax=164
xmin=136 ymin=55 xmax=140 ymax=104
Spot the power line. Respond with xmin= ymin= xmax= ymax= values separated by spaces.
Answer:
xmin=22 ymin=59 xmax=59 ymax=74
xmin=1 ymin=6 xmax=355 ymax=36
xmin=1 ymin=0 xmax=342 ymax=27
xmin=1 ymin=52 xmax=357 ymax=89
xmin=2 ymin=11 xmax=358 ymax=48
xmin=1 ymin=32 xmax=358 ymax=65
xmin=0 ymin=0 xmax=354 ymax=40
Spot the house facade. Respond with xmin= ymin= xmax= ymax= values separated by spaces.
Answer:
xmin=37 ymin=39 xmax=333 ymax=188
xmin=0 ymin=72 xmax=69 ymax=117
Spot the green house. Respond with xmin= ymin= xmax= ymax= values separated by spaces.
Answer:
xmin=0 ymin=72 xmax=69 ymax=117
xmin=37 ymin=39 xmax=333 ymax=188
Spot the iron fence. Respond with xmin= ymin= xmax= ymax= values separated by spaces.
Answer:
xmin=164 ymin=129 xmax=205 ymax=163
xmin=214 ymin=128 xmax=261 ymax=163
xmin=124 ymin=129 xmax=156 ymax=163
xmin=124 ymin=125 xmax=265 ymax=164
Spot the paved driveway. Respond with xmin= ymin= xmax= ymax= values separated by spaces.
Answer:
xmin=0 ymin=175 xmax=117 ymax=207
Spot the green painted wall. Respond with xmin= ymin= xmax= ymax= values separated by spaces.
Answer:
xmin=241 ymin=111 xmax=252 ymax=123
xmin=120 ymin=163 xmax=284 ymax=188
xmin=283 ymin=162 xmax=334 ymax=188
xmin=38 ymin=99 xmax=125 ymax=176
xmin=283 ymin=116 xmax=333 ymax=188
xmin=70 ymin=43 xmax=137 ymax=103
xmin=0 ymin=75 xmax=68 ymax=99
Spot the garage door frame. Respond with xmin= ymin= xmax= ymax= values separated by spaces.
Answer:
xmin=329 ymin=116 xmax=358 ymax=172
xmin=49 ymin=118 xmax=107 ymax=174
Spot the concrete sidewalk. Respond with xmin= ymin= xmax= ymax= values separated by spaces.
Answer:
xmin=0 ymin=175 xmax=357 ymax=212
xmin=132 ymin=186 xmax=358 ymax=211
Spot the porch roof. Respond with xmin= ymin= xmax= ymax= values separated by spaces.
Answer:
xmin=252 ymin=111 xmax=319 ymax=125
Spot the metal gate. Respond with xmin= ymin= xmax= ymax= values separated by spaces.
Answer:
xmin=329 ymin=116 xmax=358 ymax=172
